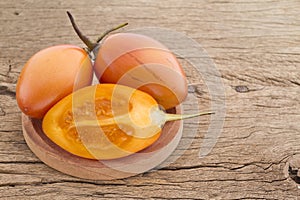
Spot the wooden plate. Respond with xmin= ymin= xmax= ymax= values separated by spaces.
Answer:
xmin=22 ymin=107 xmax=182 ymax=180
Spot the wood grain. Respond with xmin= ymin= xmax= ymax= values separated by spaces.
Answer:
xmin=1 ymin=0 xmax=300 ymax=199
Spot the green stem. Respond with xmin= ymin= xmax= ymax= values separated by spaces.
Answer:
xmin=96 ymin=22 xmax=128 ymax=43
xmin=165 ymin=111 xmax=214 ymax=122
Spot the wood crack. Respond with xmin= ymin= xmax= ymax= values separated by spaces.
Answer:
xmin=290 ymin=80 xmax=300 ymax=87
xmin=160 ymin=157 xmax=291 ymax=173
xmin=161 ymin=164 xmax=230 ymax=171
xmin=0 ymin=161 xmax=43 ymax=164
xmin=0 ymin=179 xmax=127 ymax=188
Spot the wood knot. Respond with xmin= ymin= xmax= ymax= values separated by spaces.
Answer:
xmin=285 ymin=155 xmax=300 ymax=184
xmin=0 ymin=85 xmax=8 ymax=92
xmin=234 ymin=85 xmax=249 ymax=93
xmin=188 ymin=84 xmax=203 ymax=97
xmin=0 ymin=107 xmax=5 ymax=116
xmin=0 ymin=83 xmax=16 ymax=97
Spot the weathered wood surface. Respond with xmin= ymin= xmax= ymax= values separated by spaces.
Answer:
xmin=1 ymin=0 xmax=300 ymax=199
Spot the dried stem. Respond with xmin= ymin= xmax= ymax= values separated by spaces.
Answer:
xmin=67 ymin=11 xmax=97 ymax=51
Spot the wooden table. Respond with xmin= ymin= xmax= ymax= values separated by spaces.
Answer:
xmin=1 ymin=0 xmax=299 ymax=199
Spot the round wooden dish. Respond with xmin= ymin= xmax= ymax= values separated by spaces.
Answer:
xmin=22 ymin=107 xmax=182 ymax=180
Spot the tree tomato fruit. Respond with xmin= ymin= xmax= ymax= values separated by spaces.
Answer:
xmin=66 ymin=12 xmax=188 ymax=109
xmin=16 ymin=45 xmax=93 ymax=119
xmin=93 ymin=33 xmax=188 ymax=110
xmin=42 ymin=84 xmax=162 ymax=160
xmin=42 ymin=83 xmax=212 ymax=160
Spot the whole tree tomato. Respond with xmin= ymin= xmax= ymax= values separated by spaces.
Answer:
xmin=67 ymin=12 xmax=188 ymax=110
xmin=94 ymin=33 xmax=188 ymax=110
xmin=16 ymin=45 xmax=93 ymax=119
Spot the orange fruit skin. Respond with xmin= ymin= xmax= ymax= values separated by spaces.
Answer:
xmin=16 ymin=45 xmax=93 ymax=119
xmin=94 ymin=33 xmax=188 ymax=109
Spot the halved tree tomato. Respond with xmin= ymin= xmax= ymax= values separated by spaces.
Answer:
xmin=42 ymin=84 xmax=162 ymax=160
